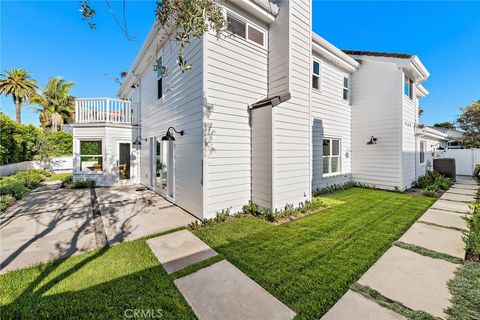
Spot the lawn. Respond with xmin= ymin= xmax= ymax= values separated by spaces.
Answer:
xmin=195 ymin=188 xmax=435 ymax=319
xmin=0 ymin=238 xmax=195 ymax=320
xmin=45 ymin=172 xmax=71 ymax=182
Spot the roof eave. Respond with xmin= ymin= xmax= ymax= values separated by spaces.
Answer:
xmin=312 ymin=33 xmax=360 ymax=73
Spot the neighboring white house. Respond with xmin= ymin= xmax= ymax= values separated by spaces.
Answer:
xmin=72 ymin=0 xmax=444 ymax=219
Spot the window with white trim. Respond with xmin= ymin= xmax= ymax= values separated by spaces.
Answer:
xmin=226 ymin=12 xmax=265 ymax=47
xmin=323 ymin=138 xmax=341 ymax=174
xmin=404 ymin=74 xmax=413 ymax=99
xmin=343 ymin=76 xmax=349 ymax=101
xmin=80 ymin=140 xmax=103 ymax=172
xmin=419 ymin=141 xmax=426 ymax=164
xmin=312 ymin=60 xmax=320 ymax=90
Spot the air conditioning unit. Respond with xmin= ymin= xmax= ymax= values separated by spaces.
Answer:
xmin=433 ymin=158 xmax=456 ymax=180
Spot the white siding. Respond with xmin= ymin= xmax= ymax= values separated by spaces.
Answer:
xmin=268 ymin=0 xmax=289 ymax=96
xmin=204 ymin=8 xmax=269 ymax=217
xmin=351 ymin=60 xmax=403 ymax=190
xmin=401 ymin=93 xmax=417 ymax=189
xmin=311 ymin=56 xmax=352 ymax=190
xmin=139 ymin=37 xmax=204 ymax=217
xmin=251 ymin=106 xmax=272 ymax=209
xmin=272 ymin=0 xmax=311 ymax=209
xmin=416 ymin=136 xmax=444 ymax=178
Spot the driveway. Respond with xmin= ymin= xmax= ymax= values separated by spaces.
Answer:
xmin=0 ymin=184 xmax=197 ymax=274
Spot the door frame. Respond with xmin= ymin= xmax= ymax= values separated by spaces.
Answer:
xmin=116 ymin=140 xmax=132 ymax=185
xmin=151 ymin=137 xmax=175 ymax=200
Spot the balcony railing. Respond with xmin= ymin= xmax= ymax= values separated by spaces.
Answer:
xmin=75 ymin=98 xmax=133 ymax=124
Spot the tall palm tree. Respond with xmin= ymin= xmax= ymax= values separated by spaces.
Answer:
xmin=31 ymin=77 xmax=75 ymax=131
xmin=0 ymin=69 xmax=39 ymax=123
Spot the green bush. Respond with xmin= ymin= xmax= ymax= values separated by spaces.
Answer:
xmin=0 ymin=194 xmax=16 ymax=213
xmin=0 ymin=169 xmax=50 ymax=200
xmin=414 ymin=170 xmax=454 ymax=190
xmin=46 ymin=131 xmax=73 ymax=156
xmin=71 ymin=179 xmax=96 ymax=189
xmin=0 ymin=178 xmax=30 ymax=199
xmin=60 ymin=174 xmax=73 ymax=188
xmin=313 ymin=181 xmax=371 ymax=196
xmin=0 ymin=113 xmax=42 ymax=164
xmin=464 ymin=197 xmax=480 ymax=261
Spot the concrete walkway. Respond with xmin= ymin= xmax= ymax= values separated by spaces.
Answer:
xmin=321 ymin=177 xmax=478 ymax=320
xmin=0 ymin=184 xmax=196 ymax=274
xmin=147 ymin=229 xmax=296 ymax=320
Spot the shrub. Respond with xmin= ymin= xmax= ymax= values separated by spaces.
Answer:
xmin=13 ymin=170 xmax=48 ymax=189
xmin=313 ymin=181 xmax=370 ymax=196
xmin=422 ymin=187 xmax=438 ymax=198
xmin=0 ymin=194 xmax=16 ymax=213
xmin=188 ymin=209 xmax=231 ymax=230
xmin=0 ymin=178 xmax=30 ymax=199
xmin=414 ymin=170 xmax=453 ymax=190
xmin=71 ymin=179 xmax=96 ymax=189
xmin=464 ymin=197 xmax=480 ymax=261
xmin=60 ymin=174 xmax=73 ymax=188
xmin=46 ymin=131 xmax=73 ymax=156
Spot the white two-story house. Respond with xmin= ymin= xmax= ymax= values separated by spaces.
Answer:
xmin=72 ymin=0 xmax=446 ymax=219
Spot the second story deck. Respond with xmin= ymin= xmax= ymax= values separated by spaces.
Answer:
xmin=75 ymin=98 xmax=138 ymax=125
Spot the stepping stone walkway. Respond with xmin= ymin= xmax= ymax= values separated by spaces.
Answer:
xmin=322 ymin=178 xmax=478 ymax=320
xmin=147 ymin=230 xmax=296 ymax=320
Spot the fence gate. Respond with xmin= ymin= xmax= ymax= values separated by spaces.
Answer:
xmin=443 ymin=149 xmax=480 ymax=176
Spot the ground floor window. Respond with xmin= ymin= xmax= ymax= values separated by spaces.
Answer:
xmin=419 ymin=140 xmax=426 ymax=164
xmin=323 ymin=138 xmax=341 ymax=174
xmin=80 ymin=140 xmax=103 ymax=172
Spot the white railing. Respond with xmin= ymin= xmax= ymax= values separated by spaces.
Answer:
xmin=75 ymin=98 xmax=133 ymax=124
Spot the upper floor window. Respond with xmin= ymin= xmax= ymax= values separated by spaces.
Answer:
xmin=404 ymin=75 xmax=413 ymax=99
xmin=156 ymin=57 xmax=163 ymax=99
xmin=323 ymin=138 xmax=341 ymax=175
xmin=312 ymin=60 xmax=320 ymax=90
xmin=343 ymin=77 xmax=349 ymax=101
xmin=226 ymin=13 xmax=265 ymax=47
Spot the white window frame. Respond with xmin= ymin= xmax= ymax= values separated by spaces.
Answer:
xmin=343 ymin=76 xmax=350 ymax=103
xmin=312 ymin=59 xmax=321 ymax=90
xmin=322 ymin=138 xmax=341 ymax=176
xmin=404 ymin=74 xmax=413 ymax=100
xmin=78 ymin=139 xmax=104 ymax=173
xmin=156 ymin=56 xmax=163 ymax=100
xmin=225 ymin=9 xmax=267 ymax=49
xmin=419 ymin=140 xmax=426 ymax=164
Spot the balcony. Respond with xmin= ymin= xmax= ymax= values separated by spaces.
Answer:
xmin=75 ymin=98 xmax=136 ymax=124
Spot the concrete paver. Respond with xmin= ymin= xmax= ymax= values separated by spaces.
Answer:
xmin=399 ymin=222 xmax=465 ymax=258
xmin=147 ymin=230 xmax=216 ymax=273
xmin=174 ymin=260 xmax=296 ymax=320
xmin=440 ymin=192 xmax=475 ymax=203
xmin=446 ymin=188 xmax=477 ymax=196
xmin=1 ymin=206 xmax=96 ymax=274
xmin=418 ymin=208 xmax=468 ymax=231
xmin=100 ymin=198 xmax=197 ymax=244
xmin=321 ymin=290 xmax=406 ymax=320
xmin=431 ymin=199 xmax=473 ymax=214
xmin=454 ymin=178 xmax=478 ymax=186
xmin=358 ymin=246 xmax=458 ymax=319
xmin=95 ymin=186 xmax=159 ymax=204
xmin=449 ymin=184 xmax=478 ymax=191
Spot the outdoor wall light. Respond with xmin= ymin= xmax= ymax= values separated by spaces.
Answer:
xmin=161 ymin=127 xmax=184 ymax=141
xmin=366 ymin=136 xmax=377 ymax=145
xmin=132 ymin=137 xmax=142 ymax=146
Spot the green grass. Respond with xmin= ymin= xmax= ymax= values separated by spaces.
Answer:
xmin=45 ymin=172 xmax=72 ymax=182
xmin=446 ymin=261 xmax=480 ymax=320
xmin=195 ymin=188 xmax=435 ymax=319
xmin=0 ymin=239 xmax=195 ymax=320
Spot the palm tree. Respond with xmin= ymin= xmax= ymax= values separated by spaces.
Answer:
xmin=0 ymin=69 xmax=39 ymax=123
xmin=31 ymin=77 xmax=75 ymax=131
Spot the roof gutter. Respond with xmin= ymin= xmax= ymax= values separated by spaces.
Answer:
xmin=312 ymin=33 xmax=360 ymax=73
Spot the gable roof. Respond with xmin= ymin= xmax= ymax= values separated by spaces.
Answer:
xmin=342 ymin=50 xmax=413 ymax=59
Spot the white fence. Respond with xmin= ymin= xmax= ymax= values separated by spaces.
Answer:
xmin=0 ymin=157 xmax=73 ymax=177
xmin=444 ymin=149 xmax=480 ymax=176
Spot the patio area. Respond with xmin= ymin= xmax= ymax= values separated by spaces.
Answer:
xmin=0 ymin=184 xmax=197 ymax=274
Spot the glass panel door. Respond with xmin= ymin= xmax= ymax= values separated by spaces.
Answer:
xmin=118 ymin=143 xmax=131 ymax=180
xmin=155 ymin=139 xmax=174 ymax=198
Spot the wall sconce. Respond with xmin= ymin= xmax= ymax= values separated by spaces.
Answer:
xmin=366 ymin=136 xmax=377 ymax=145
xmin=132 ymin=137 xmax=142 ymax=146
xmin=161 ymin=127 xmax=184 ymax=141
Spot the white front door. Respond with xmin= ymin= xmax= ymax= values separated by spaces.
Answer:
xmin=154 ymin=138 xmax=174 ymax=199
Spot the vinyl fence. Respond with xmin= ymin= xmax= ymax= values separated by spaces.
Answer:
xmin=0 ymin=157 xmax=73 ymax=177
xmin=444 ymin=149 xmax=480 ymax=176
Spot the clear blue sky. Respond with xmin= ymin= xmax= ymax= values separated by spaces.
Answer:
xmin=1 ymin=1 xmax=479 ymax=126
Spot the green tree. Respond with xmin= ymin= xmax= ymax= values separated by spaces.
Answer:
xmin=433 ymin=121 xmax=456 ymax=130
xmin=79 ymin=0 xmax=226 ymax=72
xmin=457 ymin=100 xmax=480 ymax=148
xmin=30 ymin=77 xmax=76 ymax=131
xmin=0 ymin=69 xmax=39 ymax=124
xmin=0 ymin=113 xmax=41 ymax=164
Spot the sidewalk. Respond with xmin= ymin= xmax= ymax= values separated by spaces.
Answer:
xmin=322 ymin=177 xmax=477 ymax=320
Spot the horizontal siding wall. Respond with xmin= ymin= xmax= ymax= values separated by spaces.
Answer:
xmin=351 ymin=60 xmax=403 ymax=190
xmin=204 ymin=8 xmax=268 ymax=217
xmin=402 ymin=94 xmax=417 ymax=189
xmin=311 ymin=56 xmax=352 ymax=190
xmin=272 ymin=0 xmax=311 ymax=210
xmin=139 ymin=37 xmax=204 ymax=217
